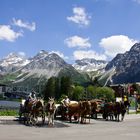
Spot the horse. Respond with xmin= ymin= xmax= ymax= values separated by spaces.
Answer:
xmin=102 ymin=101 xmax=126 ymax=122
xmin=24 ymin=99 xmax=45 ymax=125
xmin=114 ymin=101 xmax=126 ymax=122
xmin=102 ymin=102 xmax=114 ymax=121
xmin=67 ymin=102 xmax=80 ymax=123
xmin=90 ymin=99 xmax=100 ymax=119
xmin=46 ymin=98 xmax=56 ymax=126
xmin=80 ymin=101 xmax=91 ymax=124
xmin=55 ymin=101 xmax=78 ymax=120
xmin=68 ymin=100 xmax=91 ymax=124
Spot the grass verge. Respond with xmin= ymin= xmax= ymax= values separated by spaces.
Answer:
xmin=0 ymin=110 xmax=18 ymax=116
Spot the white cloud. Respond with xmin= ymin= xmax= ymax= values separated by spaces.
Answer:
xmin=67 ymin=7 xmax=91 ymax=26
xmin=0 ymin=25 xmax=22 ymax=42
xmin=133 ymin=0 xmax=140 ymax=4
xmin=12 ymin=18 xmax=36 ymax=31
xmin=64 ymin=36 xmax=91 ymax=49
xmin=50 ymin=51 xmax=69 ymax=60
xmin=18 ymin=52 xmax=26 ymax=58
xmin=73 ymin=50 xmax=107 ymax=60
xmin=99 ymin=35 xmax=137 ymax=58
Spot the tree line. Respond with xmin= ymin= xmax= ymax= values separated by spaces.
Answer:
xmin=42 ymin=76 xmax=115 ymax=102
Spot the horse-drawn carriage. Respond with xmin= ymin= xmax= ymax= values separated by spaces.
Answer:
xmin=55 ymin=100 xmax=98 ymax=124
xmin=91 ymin=99 xmax=127 ymax=122
xmin=19 ymin=98 xmax=57 ymax=126
xmin=19 ymin=99 xmax=45 ymax=125
xmin=19 ymin=97 xmax=128 ymax=126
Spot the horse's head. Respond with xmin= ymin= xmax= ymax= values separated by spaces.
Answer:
xmin=47 ymin=97 xmax=56 ymax=112
xmin=36 ymin=100 xmax=43 ymax=108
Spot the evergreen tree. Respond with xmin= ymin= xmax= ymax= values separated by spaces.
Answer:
xmin=55 ymin=77 xmax=60 ymax=99
xmin=44 ymin=77 xmax=55 ymax=100
xmin=60 ymin=76 xmax=72 ymax=97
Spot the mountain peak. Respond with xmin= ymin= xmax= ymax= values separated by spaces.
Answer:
xmin=73 ymin=58 xmax=107 ymax=72
xmin=0 ymin=52 xmax=30 ymax=72
xmin=39 ymin=50 xmax=47 ymax=54
xmin=130 ymin=42 xmax=140 ymax=52
xmin=32 ymin=50 xmax=48 ymax=61
xmin=5 ymin=52 xmax=19 ymax=59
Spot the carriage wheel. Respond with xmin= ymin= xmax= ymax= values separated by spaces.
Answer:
xmin=23 ymin=113 xmax=28 ymax=125
xmin=30 ymin=114 xmax=38 ymax=125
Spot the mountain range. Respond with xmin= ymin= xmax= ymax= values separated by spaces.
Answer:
xmin=0 ymin=42 xmax=140 ymax=89
xmin=0 ymin=50 xmax=87 ymax=90
xmin=73 ymin=58 xmax=107 ymax=72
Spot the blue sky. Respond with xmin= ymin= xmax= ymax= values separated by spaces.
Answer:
xmin=0 ymin=0 xmax=140 ymax=63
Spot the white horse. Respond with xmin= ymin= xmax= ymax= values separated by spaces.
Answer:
xmin=46 ymin=98 xmax=56 ymax=126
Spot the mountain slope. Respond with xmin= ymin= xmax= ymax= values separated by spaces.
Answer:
xmin=105 ymin=43 xmax=140 ymax=84
xmin=10 ymin=51 xmax=87 ymax=89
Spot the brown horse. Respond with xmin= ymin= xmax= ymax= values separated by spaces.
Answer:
xmin=80 ymin=101 xmax=91 ymax=124
xmin=90 ymin=100 xmax=98 ymax=119
xmin=68 ymin=102 xmax=80 ymax=123
xmin=45 ymin=98 xmax=56 ymax=126
xmin=114 ymin=102 xmax=126 ymax=121
xmin=68 ymin=101 xmax=91 ymax=124
xmin=24 ymin=99 xmax=45 ymax=125
xmin=103 ymin=101 xmax=126 ymax=122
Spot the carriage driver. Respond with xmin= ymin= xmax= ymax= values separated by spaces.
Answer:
xmin=61 ymin=95 xmax=70 ymax=107
xmin=24 ymin=90 xmax=37 ymax=110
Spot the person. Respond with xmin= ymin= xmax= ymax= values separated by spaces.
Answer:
xmin=24 ymin=90 xmax=37 ymax=110
xmin=61 ymin=96 xmax=70 ymax=107
xmin=28 ymin=92 xmax=32 ymax=100
xmin=60 ymin=96 xmax=70 ymax=117
xmin=31 ymin=90 xmax=37 ymax=101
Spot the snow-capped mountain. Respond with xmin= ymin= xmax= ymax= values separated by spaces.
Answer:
xmin=18 ymin=51 xmax=69 ymax=78
xmin=29 ymin=50 xmax=49 ymax=62
xmin=73 ymin=58 xmax=107 ymax=72
xmin=0 ymin=53 xmax=30 ymax=73
xmin=9 ymin=51 xmax=86 ymax=89
xmin=104 ymin=42 xmax=140 ymax=84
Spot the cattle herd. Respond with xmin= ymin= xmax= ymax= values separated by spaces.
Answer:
xmin=19 ymin=98 xmax=128 ymax=126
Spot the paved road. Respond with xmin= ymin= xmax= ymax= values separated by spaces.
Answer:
xmin=0 ymin=114 xmax=140 ymax=140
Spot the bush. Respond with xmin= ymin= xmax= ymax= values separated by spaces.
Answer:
xmin=72 ymin=86 xmax=85 ymax=100
xmin=94 ymin=87 xmax=115 ymax=101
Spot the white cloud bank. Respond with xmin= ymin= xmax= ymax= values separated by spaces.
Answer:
xmin=99 ymin=35 xmax=137 ymax=58
xmin=50 ymin=51 xmax=69 ymax=60
xmin=64 ymin=35 xmax=91 ymax=49
xmin=73 ymin=50 xmax=107 ymax=60
xmin=0 ymin=25 xmax=22 ymax=42
xmin=67 ymin=7 xmax=91 ymax=26
xmin=12 ymin=18 xmax=36 ymax=31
